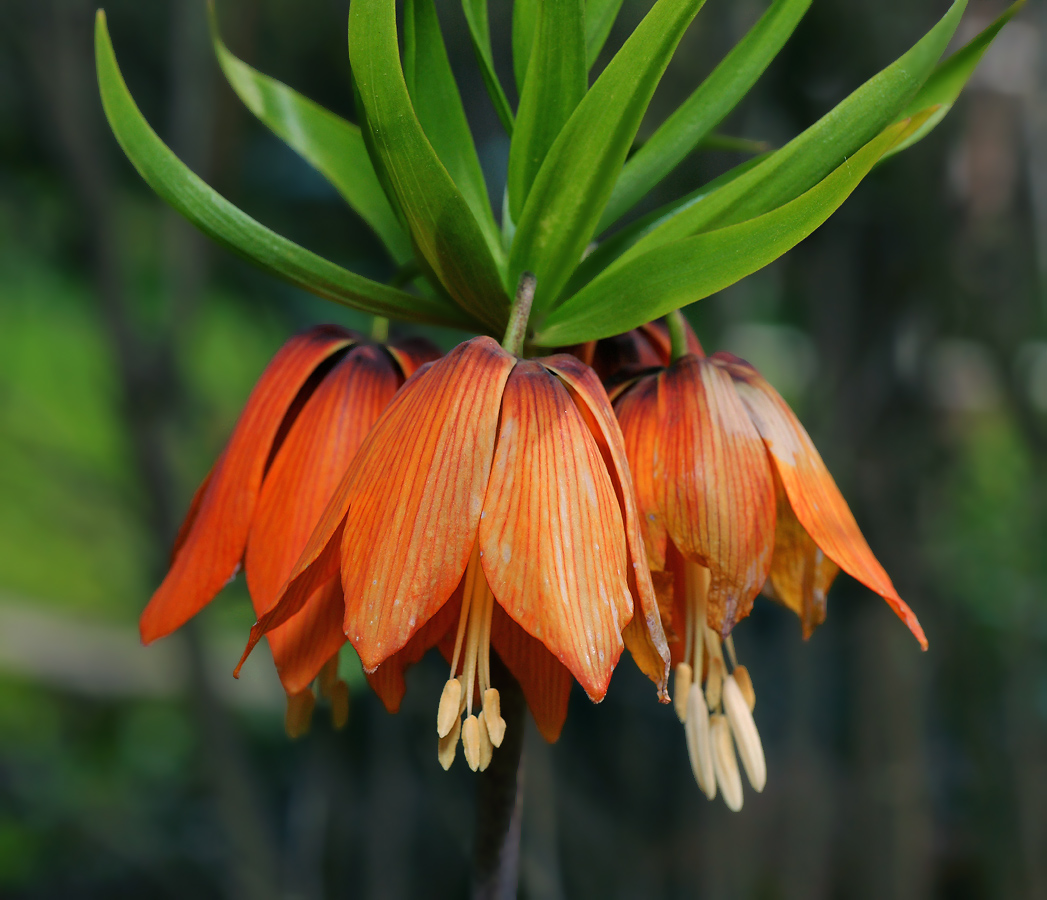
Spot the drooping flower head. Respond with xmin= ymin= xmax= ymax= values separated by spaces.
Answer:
xmin=611 ymin=322 xmax=927 ymax=809
xmin=239 ymin=336 xmax=670 ymax=768
xmin=141 ymin=325 xmax=437 ymax=733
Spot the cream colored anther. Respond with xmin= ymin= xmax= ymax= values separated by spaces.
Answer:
xmin=483 ymin=688 xmax=505 ymax=747
xmin=711 ymin=714 xmax=743 ymax=812
xmin=684 ymin=682 xmax=715 ymax=799
xmin=462 ymin=715 xmax=482 ymax=771
xmin=674 ymin=662 xmax=693 ymax=723
xmin=723 ymin=675 xmax=766 ymax=792
xmin=437 ymin=678 xmax=463 ymax=738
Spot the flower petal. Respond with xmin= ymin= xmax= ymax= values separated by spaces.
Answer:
xmin=479 ymin=359 xmax=631 ymax=702
xmin=544 ymin=355 xmax=670 ymax=701
xmin=660 ymin=356 xmax=776 ymax=635
xmin=638 ymin=317 xmax=704 ymax=362
xmin=612 ymin=373 xmax=667 ymax=570
xmin=366 ymin=589 xmax=461 ymax=713
xmin=141 ymin=326 xmax=354 ymax=644
xmin=341 ymin=337 xmax=515 ymax=670
xmin=267 ymin=578 xmax=347 ymax=695
xmin=721 ymin=353 xmax=927 ymax=649
xmin=490 ymin=603 xmax=572 ymax=743
xmin=385 ymin=337 xmax=442 ymax=378
xmin=245 ymin=345 xmax=402 ymax=616
xmin=764 ymin=476 xmax=839 ymax=639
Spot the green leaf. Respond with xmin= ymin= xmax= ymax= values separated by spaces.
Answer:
xmin=349 ymin=0 xmax=509 ymax=331
xmin=509 ymin=0 xmax=708 ymax=315
xmin=882 ymin=0 xmax=1025 ymax=161
xmin=207 ymin=6 xmax=412 ymax=264
xmin=536 ymin=115 xmax=929 ymax=346
xmin=402 ymin=0 xmax=503 ymax=261
xmin=507 ymin=0 xmax=587 ymax=221
xmin=94 ymin=11 xmax=472 ymax=330
xmin=586 ymin=0 xmax=626 ymax=67
xmin=513 ymin=0 xmax=538 ymax=96
xmin=599 ymin=0 xmax=811 ymax=231
xmin=563 ymin=154 xmax=768 ymax=297
xmin=462 ymin=0 xmax=515 ymax=134
xmin=612 ymin=0 xmax=966 ymax=268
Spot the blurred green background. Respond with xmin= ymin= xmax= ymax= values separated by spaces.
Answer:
xmin=1 ymin=0 xmax=1046 ymax=896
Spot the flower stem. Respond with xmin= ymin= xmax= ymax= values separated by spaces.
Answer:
xmin=667 ymin=308 xmax=690 ymax=362
xmin=502 ymin=272 xmax=536 ymax=356
xmin=472 ymin=651 xmax=526 ymax=900
xmin=370 ymin=316 xmax=389 ymax=343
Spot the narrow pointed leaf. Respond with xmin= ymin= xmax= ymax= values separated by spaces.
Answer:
xmin=599 ymin=0 xmax=811 ymax=230
xmin=586 ymin=0 xmax=626 ymax=67
xmin=507 ymin=0 xmax=586 ymax=220
xmin=95 ymin=12 xmax=471 ymax=328
xmin=565 ymin=154 xmax=766 ymax=298
xmin=513 ymin=0 xmax=539 ymax=95
xmin=613 ymin=0 xmax=965 ymax=268
xmin=510 ymin=0 xmax=707 ymax=314
xmin=349 ymin=0 xmax=510 ymax=331
xmin=882 ymin=0 xmax=1025 ymax=161
xmin=462 ymin=0 xmax=515 ymax=134
xmin=403 ymin=0 xmax=503 ymax=258
xmin=536 ymin=116 xmax=925 ymax=346
xmin=208 ymin=6 xmax=411 ymax=263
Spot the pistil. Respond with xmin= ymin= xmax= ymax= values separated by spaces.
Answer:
xmin=672 ymin=558 xmax=767 ymax=810
xmin=436 ymin=540 xmax=506 ymax=771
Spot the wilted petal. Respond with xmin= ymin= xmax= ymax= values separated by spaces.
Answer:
xmin=480 ymin=360 xmax=631 ymax=702
xmin=661 ymin=356 xmax=776 ymax=635
xmin=342 ymin=337 xmax=515 ymax=670
xmin=722 ymin=354 xmax=928 ymax=649
xmin=612 ymin=374 xmax=667 ymax=570
xmin=141 ymin=326 xmax=354 ymax=644
xmin=490 ymin=603 xmax=573 ymax=743
xmin=545 ymin=355 xmax=670 ymax=700
xmin=764 ymin=477 xmax=839 ymax=639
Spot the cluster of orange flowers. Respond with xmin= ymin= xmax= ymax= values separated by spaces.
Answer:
xmin=142 ymin=321 xmax=925 ymax=811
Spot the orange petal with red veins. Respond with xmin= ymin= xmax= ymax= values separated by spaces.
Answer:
xmin=544 ymin=355 xmax=670 ymax=700
xmin=613 ymin=374 xmax=667 ymax=570
xmin=764 ymin=476 xmax=839 ymax=639
xmin=267 ymin=578 xmax=347 ymax=694
xmin=341 ymin=337 xmax=515 ymax=671
xmin=141 ymin=326 xmax=354 ymax=644
xmin=479 ymin=359 xmax=631 ymax=702
xmin=590 ymin=329 xmax=665 ymax=382
xmin=720 ymin=353 xmax=927 ymax=649
xmin=385 ymin=337 xmax=442 ymax=378
xmin=490 ymin=603 xmax=572 ymax=743
xmin=245 ymin=345 xmax=401 ymax=617
xmin=366 ymin=590 xmax=461 ymax=713
xmin=660 ymin=355 xmax=776 ymax=635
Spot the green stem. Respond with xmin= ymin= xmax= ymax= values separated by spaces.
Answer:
xmin=667 ymin=309 xmax=690 ymax=362
xmin=370 ymin=316 xmax=389 ymax=343
xmin=502 ymin=272 xmax=536 ymax=356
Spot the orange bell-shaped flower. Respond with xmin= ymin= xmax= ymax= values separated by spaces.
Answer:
xmin=612 ymin=326 xmax=926 ymax=810
xmin=239 ymin=336 xmax=670 ymax=767
xmin=141 ymin=325 xmax=437 ymax=731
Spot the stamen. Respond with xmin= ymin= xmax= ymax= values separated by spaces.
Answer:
xmin=462 ymin=714 xmax=482 ymax=771
xmin=724 ymin=634 xmax=739 ymax=669
xmin=673 ymin=662 xmax=693 ymax=723
xmin=318 ymin=653 xmax=350 ymax=730
xmin=285 ymin=689 xmax=315 ymax=739
xmin=434 ymin=542 xmax=504 ymax=770
xmin=437 ymin=678 xmax=463 ymax=738
xmin=723 ymin=675 xmax=766 ymax=792
xmin=733 ymin=664 xmax=756 ymax=711
xmin=685 ymin=682 xmax=715 ymax=799
xmin=477 ymin=711 xmax=494 ymax=771
xmin=438 ymin=714 xmax=462 ymax=771
xmin=710 ymin=713 xmax=743 ymax=812
xmin=705 ymin=656 xmax=724 ymax=711
xmin=483 ymin=688 xmax=505 ymax=747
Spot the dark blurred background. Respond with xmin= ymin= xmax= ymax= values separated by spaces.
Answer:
xmin=1 ymin=0 xmax=1045 ymax=897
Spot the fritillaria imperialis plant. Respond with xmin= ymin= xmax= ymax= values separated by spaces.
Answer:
xmin=95 ymin=0 xmax=1020 ymax=882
